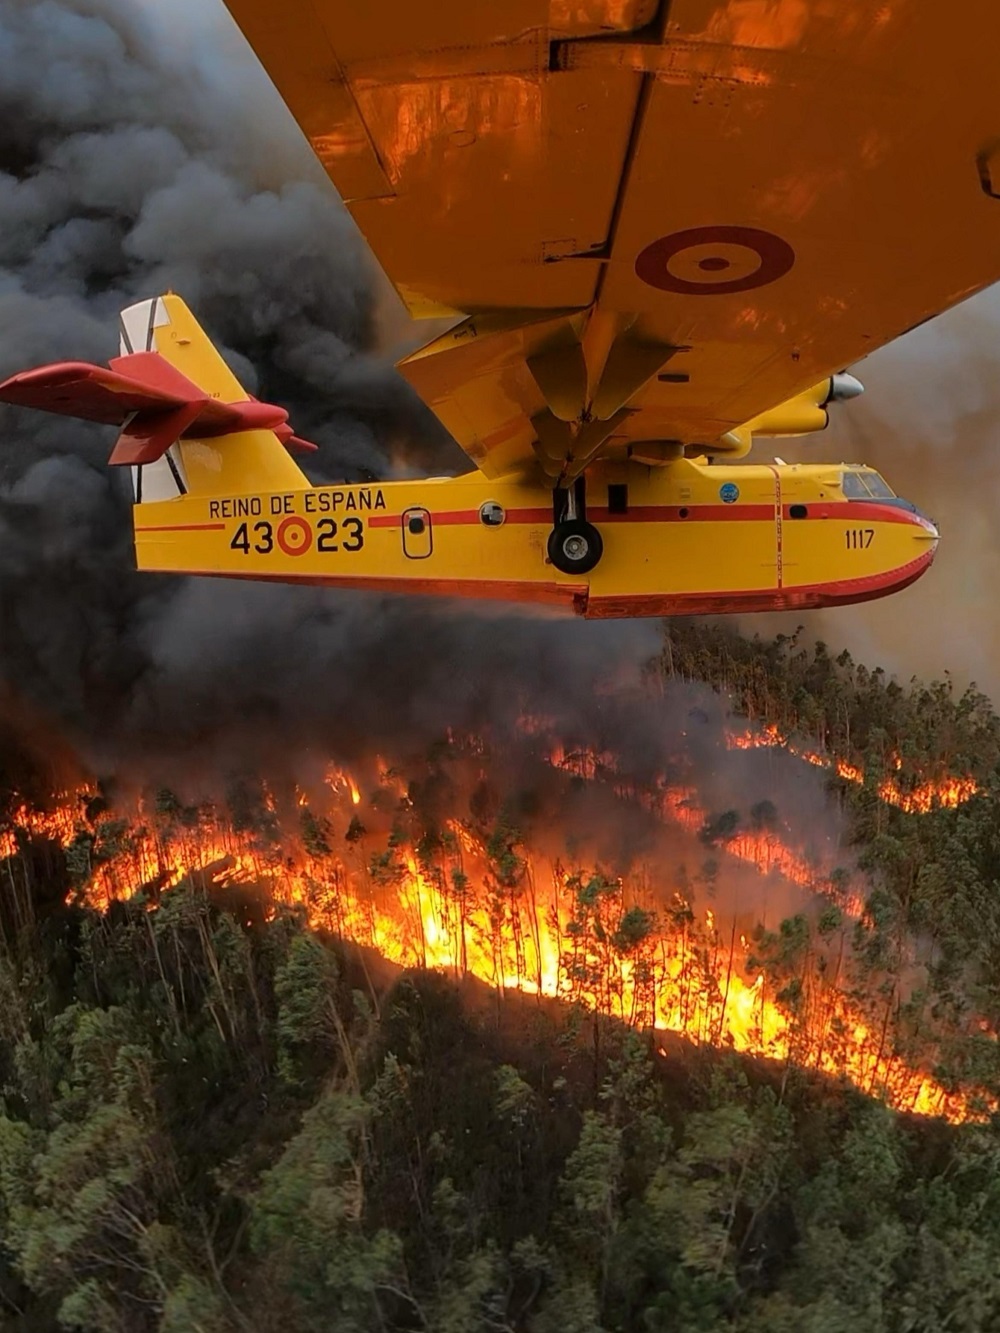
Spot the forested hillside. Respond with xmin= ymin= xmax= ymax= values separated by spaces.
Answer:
xmin=664 ymin=621 xmax=1000 ymax=1103
xmin=1 ymin=621 xmax=1000 ymax=1332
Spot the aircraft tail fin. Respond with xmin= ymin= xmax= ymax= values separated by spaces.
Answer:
xmin=0 ymin=294 xmax=315 ymax=500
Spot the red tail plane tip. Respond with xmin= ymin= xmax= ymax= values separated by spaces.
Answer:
xmin=0 ymin=353 xmax=314 ymax=459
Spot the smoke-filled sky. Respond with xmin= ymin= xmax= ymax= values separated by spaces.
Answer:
xmin=770 ymin=285 xmax=1000 ymax=694
xmin=0 ymin=0 xmax=996 ymax=797
xmin=0 ymin=0 xmax=663 ymax=790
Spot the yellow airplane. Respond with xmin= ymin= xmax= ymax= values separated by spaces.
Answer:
xmin=7 ymin=0 xmax=1000 ymax=618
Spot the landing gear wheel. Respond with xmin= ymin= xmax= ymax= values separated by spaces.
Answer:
xmin=547 ymin=519 xmax=603 ymax=575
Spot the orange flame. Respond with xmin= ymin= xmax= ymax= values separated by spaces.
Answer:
xmin=727 ymin=724 xmax=978 ymax=813
xmin=0 ymin=750 xmax=987 ymax=1125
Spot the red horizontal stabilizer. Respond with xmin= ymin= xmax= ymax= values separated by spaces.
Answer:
xmin=0 ymin=360 xmax=190 ymax=425
xmin=274 ymin=422 xmax=319 ymax=452
xmin=2 ymin=351 xmax=314 ymax=460
xmin=110 ymin=401 xmax=208 ymax=466
xmin=103 ymin=359 xmax=292 ymax=439
xmin=210 ymin=399 xmax=289 ymax=435
xmin=107 ymin=351 xmax=208 ymax=407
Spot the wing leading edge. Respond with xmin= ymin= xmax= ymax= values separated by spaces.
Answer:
xmin=222 ymin=0 xmax=1000 ymax=479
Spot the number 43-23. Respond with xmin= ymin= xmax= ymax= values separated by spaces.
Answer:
xmin=229 ymin=518 xmax=365 ymax=555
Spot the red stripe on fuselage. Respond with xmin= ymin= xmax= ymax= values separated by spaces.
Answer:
xmin=787 ymin=501 xmax=929 ymax=526
xmin=368 ymin=501 xmax=924 ymax=529
xmin=369 ymin=503 xmax=776 ymax=528
xmin=137 ymin=501 xmax=929 ymax=540
xmin=589 ymin=504 xmax=775 ymax=523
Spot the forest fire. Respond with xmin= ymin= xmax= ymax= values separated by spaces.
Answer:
xmin=0 ymin=728 xmax=988 ymax=1127
xmin=727 ymin=724 xmax=979 ymax=812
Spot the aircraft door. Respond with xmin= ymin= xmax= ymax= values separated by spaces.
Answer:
xmin=402 ymin=506 xmax=433 ymax=559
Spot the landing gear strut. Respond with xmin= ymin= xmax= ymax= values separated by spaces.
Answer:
xmin=548 ymin=477 xmax=603 ymax=575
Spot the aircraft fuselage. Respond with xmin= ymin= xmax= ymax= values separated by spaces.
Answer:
xmin=132 ymin=456 xmax=938 ymax=618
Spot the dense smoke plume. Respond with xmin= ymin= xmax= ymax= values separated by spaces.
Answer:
xmin=0 ymin=0 xmax=987 ymax=840
xmin=3 ymin=0 xmax=973 ymax=1085
xmin=0 ymin=0 xmax=669 ymax=790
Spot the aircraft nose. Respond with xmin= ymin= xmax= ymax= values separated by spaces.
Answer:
xmin=903 ymin=505 xmax=940 ymax=569
xmin=888 ymin=497 xmax=939 ymax=546
xmin=910 ymin=512 xmax=939 ymax=545
xmin=880 ymin=505 xmax=939 ymax=598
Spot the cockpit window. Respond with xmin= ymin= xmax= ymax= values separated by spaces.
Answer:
xmin=865 ymin=473 xmax=895 ymax=498
xmin=842 ymin=470 xmax=896 ymax=500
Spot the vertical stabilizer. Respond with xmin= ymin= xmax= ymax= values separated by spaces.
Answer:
xmin=120 ymin=295 xmax=309 ymax=499
xmin=119 ymin=298 xmax=188 ymax=502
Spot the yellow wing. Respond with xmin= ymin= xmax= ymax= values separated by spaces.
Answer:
xmin=223 ymin=0 xmax=1000 ymax=478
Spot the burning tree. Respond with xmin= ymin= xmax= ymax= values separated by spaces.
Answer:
xmin=0 ymin=622 xmax=996 ymax=1328
xmin=0 ymin=692 xmax=987 ymax=1126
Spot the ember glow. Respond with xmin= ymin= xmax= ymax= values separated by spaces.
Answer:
xmin=0 ymin=732 xmax=988 ymax=1124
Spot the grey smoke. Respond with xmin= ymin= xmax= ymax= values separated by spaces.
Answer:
xmin=0 ymin=0 xmax=672 ymax=793
xmin=0 ymin=0 xmax=872 ymax=960
xmin=0 ymin=0 xmax=962 ymax=882
xmin=751 ymin=284 xmax=1000 ymax=695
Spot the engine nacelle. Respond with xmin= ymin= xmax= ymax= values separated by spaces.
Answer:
xmin=711 ymin=372 xmax=865 ymax=458
xmin=746 ymin=372 xmax=865 ymax=438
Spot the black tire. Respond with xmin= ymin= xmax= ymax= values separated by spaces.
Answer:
xmin=547 ymin=520 xmax=604 ymax=575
